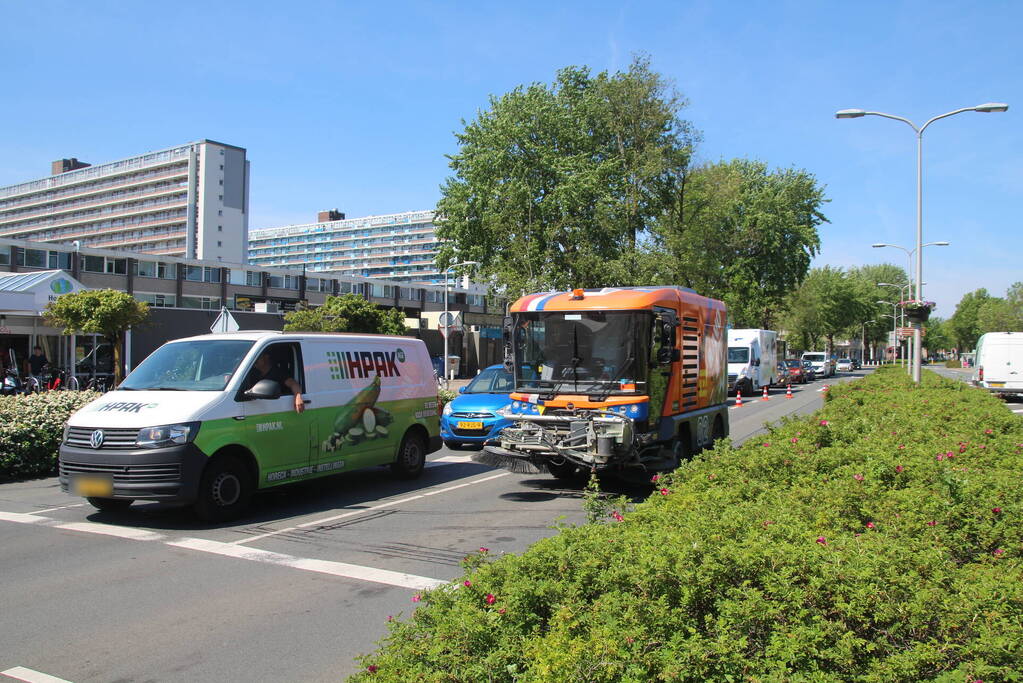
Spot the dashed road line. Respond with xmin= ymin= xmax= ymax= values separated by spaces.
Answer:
xmin=0 ymin=510 xmax=445 ymax=591
xmin=2 ymin=666 xmax=73 ymax=683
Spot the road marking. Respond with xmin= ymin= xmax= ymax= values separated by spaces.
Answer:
xmin=2 ymin=666 xmax=73 ymax=683
xmin=0 ymin=511 xmax=51 ymax=525
xmin=428 ymin=454 xmax=475 ymax=465
xmin=0 ymin=512 xmax=446 ymax=591
xmin=170 ymin=537 xmax=444 ymax=590
xmin=230 ymin=471 xmax=510 ymax=545
xmin=32 ymin=503 xmax=87 ymax=514
xmin=55 ymin=522 xmax=165 ymax=542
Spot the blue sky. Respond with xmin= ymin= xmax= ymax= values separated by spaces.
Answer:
xmin=1 ymin=0 xmax=1018 ymax=316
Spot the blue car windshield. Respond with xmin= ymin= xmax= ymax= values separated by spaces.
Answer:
xmin=464 ymin=367 xmax=514 ymax=394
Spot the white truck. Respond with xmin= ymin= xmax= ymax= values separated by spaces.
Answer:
xmin=972 ymin=332 xmax=1023 ymax=396
xmin=727 ymin=329 xmax=779 ymax=396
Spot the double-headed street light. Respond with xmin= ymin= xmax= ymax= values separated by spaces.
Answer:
xmin=839 ymin=103 xmax=1008 ymax=383
xmin=442 ymin=260 xmax=480 ymax=387
xmin=877 ymin=300 xmax=901 ymax=365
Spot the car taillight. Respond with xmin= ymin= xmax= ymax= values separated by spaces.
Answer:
xmin=979 ymin=366 xmax=984 ymax=381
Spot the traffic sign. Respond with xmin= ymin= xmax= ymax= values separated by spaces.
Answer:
xmin=211 ymin=307 xmax=240 ymax=333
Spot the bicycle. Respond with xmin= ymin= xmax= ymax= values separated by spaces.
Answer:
xmin=45 ymin=367 xmax=80 ymax=391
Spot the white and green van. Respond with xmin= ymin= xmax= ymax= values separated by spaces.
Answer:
xmin=58 ymin=332 xmax=441 ymax=520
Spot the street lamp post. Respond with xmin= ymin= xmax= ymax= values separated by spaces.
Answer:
xmin=878 ymin=280 xmax=922 ymax=372
xmin=861 ymin=320 xmax=876 ymax=364
xmin=839 ymin=102 xmax=1008 ymax=383
xmin=442 ymin=260 xmax=479 ymax=388
xmin=877 ymin=301 xmax=900 ymax=364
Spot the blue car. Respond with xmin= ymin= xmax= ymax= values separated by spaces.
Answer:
xmin=440 ymin=364 xmax=514 ymax=449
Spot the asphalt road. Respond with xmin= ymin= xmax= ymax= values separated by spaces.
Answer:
xmin=0 ymin=370 xmax=868 ymax=683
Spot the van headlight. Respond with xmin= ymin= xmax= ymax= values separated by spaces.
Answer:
xmin=136 ymin=423 xmax=199 ymax=449
xmin=443 ymin=402 xmax=454 ymax=416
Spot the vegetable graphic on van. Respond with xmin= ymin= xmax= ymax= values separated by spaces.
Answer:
xmin=321 ymin=376 xmax=396 ymax=452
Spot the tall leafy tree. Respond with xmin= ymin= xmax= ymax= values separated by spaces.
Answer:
xmin=948 ymin=289 xmax=992 ymax=351
xmin=283 ymin=294 xmax=408 ymax=335
xmin=435 ymin=56 xmax=698 ymax=295
xmin=44 ymin=289 xmax=149 ymax=384
xmin=922 ymin=317 xmax=952 ymax=355
xmin=646 ymin=159 xmax=828 ymax=328
xmin=847 ymin=263 xmax=909 ymax=353
xmin=781 ymin=267 xmax=873 ymax=355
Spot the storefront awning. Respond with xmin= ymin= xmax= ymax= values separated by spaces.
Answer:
xmin=0 ymin=270 xmax=88 ymax=315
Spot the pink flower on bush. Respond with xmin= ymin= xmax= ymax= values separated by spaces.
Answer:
xmin=936 ymin=453 xmax=945 ymax=462
xmin=707 ymin=473 xmax=716 ymax=480
xmin=498 ymin=608 xmax=506 ymax=614
xmin=790 ymin=437 xmax=799 ymax=444
xmin=816 ymin=536 xmax=827 ymax=546
xmin=367 ymin=665 xmax=378 ymax=674
xmin=895 ymin=465 xmax=904 ymax=473
xmin=650 ymin=474 xmax=660 ymax=483
xmin=387 ymin=615 xmax=394 ymax=622
xmin=960 ymin=444 xmax=968 ymax=453
xmin=927 ymin=521 xmax=937 ymax=527
xmin=994 ymin=548 xmax=1004 ymax=557
xmin=898 ymin=444 xmax=906 ymax=450
xmin=611 ymin=510 xmax=624 ymax=522
xmin=762 ymin=520 xmax=775 ymax=528
xmin=853 ymin=473 xmax=864 ymax=481
xmin=866 ymin=522 xmax=876 ymax=529
xmin=464 ymin=580 xmax=472 ymax=587
xmin=992 ymin=507 xmax=1002 ymax=514
xmin=485 ymin=593 xmax=496 ymax=605
xmin=761 ymin=442 xmax=771 ymax=447
xmin=660 ymin=487 xmax=671 ymax=495
xmin=412 ymin=594 xmax=422 ymax=603
xmin=819 ymin=419 xmax=829 ymax=426
xmin=479 ymin=546 xmax=489 ymax=554
xmin=985 ymin=428 xmax=993 ymax=434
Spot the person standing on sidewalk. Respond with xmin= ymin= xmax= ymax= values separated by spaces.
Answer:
xmin=27 ymin=346 xmax=48 ymax=390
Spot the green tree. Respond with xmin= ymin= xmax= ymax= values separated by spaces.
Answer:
xmin=977 ymin=297 xmax=1023 ymax=333
xmin=43 ymin=289 xmax=149 ymax=384
xmin=847 ymin=263 xmax=909 ymax=355
xmin=283 ymin=294 xmax=409 ymax=335
xmin=648 ymin=159 xmax=828 ymax=328
xmin=922 ymin=317 xmax=952 ymax=355
xmin=948 ymin=289 xmax=992 ymax=351
xmin=435 ymin=56 xmax=698 ymax=295
xmin=781 ymin=267 xmax=873 ymax=355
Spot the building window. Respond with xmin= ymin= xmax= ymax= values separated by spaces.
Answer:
xmin=22 ymin=248 xmax=47 ymax=268
xmin=179 ymin=295 xmax=221 ymax=310
xmin=217 ymin=241 xmax=222 ymax=247
xmin=202 ymin=267 xmax=221 ymax=283
xmin=185 ymin=265 xmax=203 ymax=281
xmin=82 ymin=255 xmax=105 ymax=273
xmin=135 ymin=292 xmax=176 ymax=307
xmin=157 ymin=262 xmax=176 ymax=279
xmin=246 ymin=271 xmax=262 ymax=287
xmin=218 ymin=210 xmax=222 ymax=216
xmin=136 ymin=261 xmax=157 ymax=278
xmin=48 ymin=251 xmax=72 ymax=270
xmin=0 ymin=247 xmax=9 ymax=266
xmin=218 ymin=195 xmax=223 ymax=201
xmin=105 ymin=259 xmax=127 ymax=275
xmin=267 ymin=275 xmax=283 ymax=288
xmin=218 ymin=225 xmax=222 ymax=231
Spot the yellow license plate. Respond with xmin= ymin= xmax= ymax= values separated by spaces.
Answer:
xmin=989 ymin=382 xmax=1005 ymax=387
xmin=73 ymin=476 xmax=113 ymax=497
xmin=457 ymin=421 xmax=484 ymax=430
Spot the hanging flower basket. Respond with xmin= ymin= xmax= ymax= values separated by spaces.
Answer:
xmin=902 ymin=300 xmax=935 ymax=323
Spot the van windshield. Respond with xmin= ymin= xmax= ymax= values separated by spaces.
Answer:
xmin=120 ymin=340 xmax=255 ymax=391
xmin=728 ymin=347 xmax=750 ymax=363
xmin=803 ymin=353 xmax=825 ymax=362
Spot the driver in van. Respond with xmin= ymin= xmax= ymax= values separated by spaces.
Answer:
xmin=243 ymin=351 xmax=305 ymax=413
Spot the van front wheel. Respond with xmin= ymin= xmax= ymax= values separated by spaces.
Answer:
xmin=391 ymin=431 xmax=426 ymax=479
xmin=194 ymin=455 xmax=253 ymax=522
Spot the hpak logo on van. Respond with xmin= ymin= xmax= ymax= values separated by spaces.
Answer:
xmin=327 ymin=349 xmax=403 ymax=381
xmin=94 ymin=402 xmax=159 ymax=413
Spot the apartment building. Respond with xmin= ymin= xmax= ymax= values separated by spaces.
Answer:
xmin=0 ymin=140 xmax=249 ymax=263
xmin=248 ymin=209 xmax=442 ymax=282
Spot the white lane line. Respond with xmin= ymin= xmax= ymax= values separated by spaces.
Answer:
xmin=33 ymin=503 xmax=87 ymax=514
xmin=0 ymin=511 xmax=52 ymax=525
xmin=427 ymin=454 xmax=475 ymax=465
xmin=231 ymin=471 xmax=510 ymax=545
xmin=422 ymin=471 xmax=508 ymax=496
xmin=55 ymin=522 xmax=166 ymax=542
xmin=170 ymin=537 xmax=444 ymax=590
xmin=2 ymin=666 xmax=73 ymax=683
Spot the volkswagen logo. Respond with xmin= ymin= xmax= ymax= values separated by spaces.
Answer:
xmin=90 ymin=430 xmax=105 ymax=449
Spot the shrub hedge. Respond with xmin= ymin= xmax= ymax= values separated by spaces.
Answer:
xmin=350 ymin=367 xmax=1023 ymax=681
xmin=0 ymin=391 xmax=100 ymax=482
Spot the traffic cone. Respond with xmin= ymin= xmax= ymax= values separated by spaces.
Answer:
xmin=786 ymin=384 xmax=793 ymax=399
xmin=761 ymin=385 xmax=770 ymax=401
xmin=735 ymin=390 xmax=743 ymax=407
xmin=822 ymin=384 xmax=829 ymax=393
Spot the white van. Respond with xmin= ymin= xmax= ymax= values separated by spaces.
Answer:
xmin=973 ymin=332 xmax=1023 ymax=396
xmin=727 ymin=329 xmax=778 ymax=395
xmin=58 ymin=332 xmax=441 ymax=520
xmin=801 ymin=351 xmax=833 ymax=378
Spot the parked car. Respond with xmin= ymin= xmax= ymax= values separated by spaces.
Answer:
xmin=801 ymin=359 xmax=818 ymax=381
xmin=851 ymin=358 xmax=861 ymax=369
xmin=440 ymin=364 xmax=515 ymax=449
xmin=836 ymin=358 xmax=853 ymax=372
xmin=780 ymin=359 xmax=808 ymax=384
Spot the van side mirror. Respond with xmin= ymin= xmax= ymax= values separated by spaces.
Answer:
xmin=244 ymin=379 xmax=282 ymax=400
xmin=458 ymin=386 xmax=466 ymax=394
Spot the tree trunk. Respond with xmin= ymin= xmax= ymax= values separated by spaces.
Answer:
xmin=111 ymin=333 xmax=124 ymax=385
